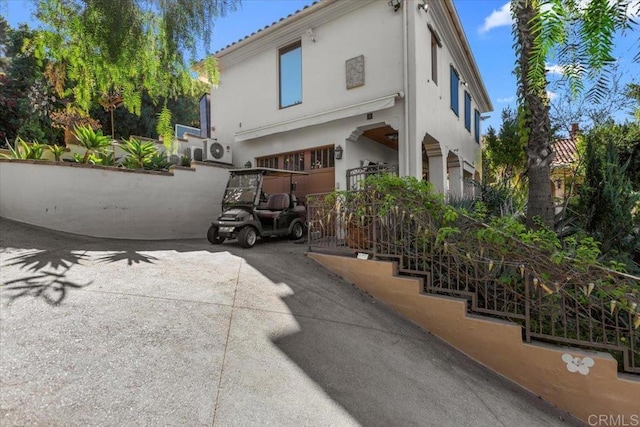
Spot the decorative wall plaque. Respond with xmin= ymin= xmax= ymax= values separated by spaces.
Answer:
xmin=346 ymin=55 xmax=365 ymax=89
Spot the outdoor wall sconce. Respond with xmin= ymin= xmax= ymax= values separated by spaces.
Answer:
xmin=417 ymin=1 xmax=429 ymax=12
xmin=388 ymin=0 xmax=401 ymax=12
xmin=335 ymin=145 xmax=344 ymax=160
xmin=245 ymin=161 xmax=252 ymax=168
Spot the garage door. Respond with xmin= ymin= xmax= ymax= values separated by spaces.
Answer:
xmin=258 ymin=146 xmax=335 ymax=199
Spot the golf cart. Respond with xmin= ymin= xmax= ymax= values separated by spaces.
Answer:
xmin=207 ymin=167 xmax=308 ymax=248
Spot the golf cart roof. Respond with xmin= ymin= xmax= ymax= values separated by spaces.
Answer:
xmin=228 ymin=167 xmax=309 ymax=176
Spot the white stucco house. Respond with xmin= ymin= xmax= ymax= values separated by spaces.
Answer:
xmin=198 ymin=0 xmax=492 ymax=198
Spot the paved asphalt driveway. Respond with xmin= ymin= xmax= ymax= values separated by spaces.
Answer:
xmin=0 ymin=218 xmax=579 ymax=426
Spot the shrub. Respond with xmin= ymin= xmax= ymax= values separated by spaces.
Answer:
xmin=119 ymin=138 xmax=157 ymax=169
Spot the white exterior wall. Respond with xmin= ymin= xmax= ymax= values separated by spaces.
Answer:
xmin=211 ymin=0 xmax=403 ymax=170
xmin=409 ymin=3 xmax=488 ymax=190
xmin=208 ymin=0 xmax=491 ymax=193
xmin=0 ymin=161 xmax=229 ymax=239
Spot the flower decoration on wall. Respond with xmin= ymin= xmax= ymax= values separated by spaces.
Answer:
xmin=562 ymin=353 xmax=594 ymax=375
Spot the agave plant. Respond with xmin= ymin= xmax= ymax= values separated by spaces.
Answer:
xmin=95 ymin=150 xmax=115 ymax=166
xmin=0 ymin=138 xmax=45 ymax=160
xmin=73 ymin=125 xmax=112 ymax=163
xmin=47 ymin=144 xmax=67 ymax=161
xmin=119 ymin=138 xmax=157 ymax=169
xmin=180 ymin=155 xmax=191 ymax=167
xmin=145 ymin=152 xmax=172 ymax=172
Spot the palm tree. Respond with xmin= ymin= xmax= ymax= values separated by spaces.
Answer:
xmin=511 ymin=0 xmax=634 ymax=228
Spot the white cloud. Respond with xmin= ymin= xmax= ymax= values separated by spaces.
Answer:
xmin=547 ymin=90 xmax=558 ymax=101
xmin=627 ymin=0 xmax=640 ymax=17
xmin=497 ymin=96 xmax=515 ymax=103
xmin=479 ymin=0 xmax=639 ymax=35
xmin=479 ymin=2 xmax=512 ymax=34
xmin=574 ymin=0 xmax=638 ymax=17
xmin=545 ymin=64 xmax=565 ymax=75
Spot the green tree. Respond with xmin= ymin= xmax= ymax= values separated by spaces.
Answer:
xmin=34 ymin=0 xmax=239 ymax=116
xmin=578 ymin=133 xmax=639 ymax=257
xmin=89 ymin=91 xmax=199 ymax=141
xmin=511 ymin=0 xmax=634 ymax=228
xmin=0 ymin=21 xmax=62 ymax=144
xmin=485 ymin=107 xmax=525 ymax=182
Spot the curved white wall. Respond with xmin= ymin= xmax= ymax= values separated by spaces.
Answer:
xmin=0 ymin=160 xmax=229 ymax=240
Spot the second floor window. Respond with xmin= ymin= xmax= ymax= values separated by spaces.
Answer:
xmin=279 ymin=41 xmax=302 ymax=109
xmin=430 ymin=29 xmax=438 ymax=85
xmin=464 ymin=92 xmax=471 ymax=132
xmin=450 ymin=66 xmax=459 ymax=116
xmin=474 ymin=109 xmax=481 ymax=143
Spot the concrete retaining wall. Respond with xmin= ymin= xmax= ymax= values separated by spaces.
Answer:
xmin=307 ymin=253 xmax=640 ymax=424
xmin=0 ymin=159 xmax=230 ymax=240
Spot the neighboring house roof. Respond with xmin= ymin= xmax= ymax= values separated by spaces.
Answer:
xmin=552 ymin=137 xmax=578 ymax=167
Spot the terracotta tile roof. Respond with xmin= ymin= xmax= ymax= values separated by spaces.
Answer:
xmin=214 ymin=1 xmax=320 ymax=55
xmin=552 ymin=137 xmax=578 ymax=166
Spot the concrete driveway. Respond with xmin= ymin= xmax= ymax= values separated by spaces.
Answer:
xmin=0 ymin=218 xmax=579 ymax=426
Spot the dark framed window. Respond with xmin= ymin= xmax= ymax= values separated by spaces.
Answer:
xmin=282 ymin=152 xmax=305 ymax=171
xmin=279 ymin=41 xmax=302 ymax=109
xmin=430 ymin=29 xmax=438 ymax=85
xmin=474 ymin=109 xmax=481 ymax=143
xmin=311 ymin=147 xmax=335 ymax=169
xmin=257 ymin=156 xmax=279 ymax=169
xmin=464 ymin=92 xmax=471 ymax=131
xmin=450 ymin=66 xmax=459 ymax=116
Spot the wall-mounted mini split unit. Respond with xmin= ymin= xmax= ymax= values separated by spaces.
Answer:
xmin=203 ymin=139 xmax=233 ymax=164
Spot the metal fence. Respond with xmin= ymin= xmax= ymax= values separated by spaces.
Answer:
xmin=346 ymin=164 xmax=398 ymax=190
xmin=307 ymin=190 xmax=640 ymax=374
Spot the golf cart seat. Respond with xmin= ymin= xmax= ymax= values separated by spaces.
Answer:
xmin=291 ymin=194 xmax=306 ymax=214
xmin=255 ymin=193 xmax=290 ymax=220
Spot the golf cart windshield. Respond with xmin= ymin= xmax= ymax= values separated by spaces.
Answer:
xmin=223 ymin=173 xmax=261 ymax=207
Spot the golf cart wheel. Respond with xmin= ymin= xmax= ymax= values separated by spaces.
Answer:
xmin=290 ymin=222 xmax=304 ymax=240
xmin=238 ymin=226 xmax=257 ymax=248
xmin=207 ymin=226 xmax=226 ymax=245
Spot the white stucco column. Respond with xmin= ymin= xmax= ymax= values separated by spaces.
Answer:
xmin=448 ymin=163 xmax=463 ymax=199
xmin=428 ymin=155 xmax=447 ymax=194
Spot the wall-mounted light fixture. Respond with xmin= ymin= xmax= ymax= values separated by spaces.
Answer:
xmin=388 ymin=0 xmax=401 ymax=12
xmin=460 ymin=80 xmax=468 ymax=87
xmin=335 ymin=145 xmax=344 ymax=160
xmin=244 ymin=161 xmax=252 ymax=168
xmin=417 ymin=1 xmax=428 ymax=12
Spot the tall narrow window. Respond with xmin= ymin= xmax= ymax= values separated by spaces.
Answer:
xmin=450 ymin=66 xmax=459 ymax=116
xmin=430 ymin=29 xmax=438 ymax=85
xmin=279 ymin=41 xmax=302 ymax=109
xmin=474 ymin=109 xmax=481 ymax=143
xmin=464 ymin=92 xmax=471 ymax=131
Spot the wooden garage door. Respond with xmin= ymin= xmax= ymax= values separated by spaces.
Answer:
xmin=258 ymin=146 xmax=335 ymax=199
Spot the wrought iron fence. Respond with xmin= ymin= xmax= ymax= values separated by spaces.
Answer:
xmin=307 ymin=190 xmax=640 ymax=374
xmin=346 ymin=163 xmax=398 ymax=190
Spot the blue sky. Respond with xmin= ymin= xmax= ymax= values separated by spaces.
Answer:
xmin=3 ymin=0 xmax=638 ymax=132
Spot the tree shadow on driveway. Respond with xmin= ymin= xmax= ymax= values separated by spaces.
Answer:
xmin=0 ymin=219 xmax=213 ymax=306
